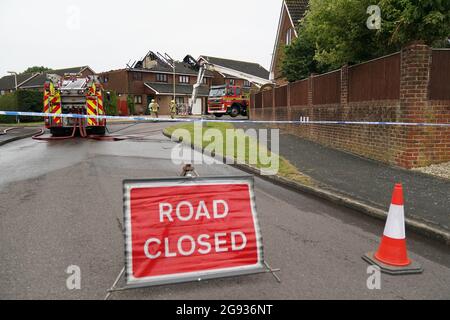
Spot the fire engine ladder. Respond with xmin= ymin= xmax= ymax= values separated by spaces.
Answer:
xmin=186 ymin=55 xmax=275 ymax=112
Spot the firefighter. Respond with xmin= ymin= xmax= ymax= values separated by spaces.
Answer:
xmin=148 ymin=99 xmax=160 ymax=118
xmin=169 ymin=100 xmax=177 ymax=119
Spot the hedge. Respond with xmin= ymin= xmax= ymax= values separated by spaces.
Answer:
xmin=0 ymin=90 xmax=43 ymax=123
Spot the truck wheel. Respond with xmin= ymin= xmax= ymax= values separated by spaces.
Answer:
xmin=50 ymin=128 xmax=67 ymax=137
xmin=230 ymin=105 xmax=240 ymax=118
xmin=91 ymin=126 xmax=106 ymax=135
xmin=241 ymin=107 xmax=248 ymax=116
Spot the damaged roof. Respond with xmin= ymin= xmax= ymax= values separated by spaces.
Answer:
xmin=0 ymin=73 xmax=39 ymax=91
xmin=19 ymin=66 xmax=95 ymax=89
xmin=199 ymin=56 xmax=270 ymax=80
xmin=285 ymin=0 xmax=309 ymax=28
xmin=144 ymin=82 xmax=210 ymax=96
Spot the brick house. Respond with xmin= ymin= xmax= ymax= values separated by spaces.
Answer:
xmin=99 ymin=52 xmax=214 ymax=115
xmin=270 ymin=0 xmax=309 ymax=85
xmin=198 ymin=55 xmax=270 ymax=93
xmin=0 ymin=66 xmax=95 ymax=94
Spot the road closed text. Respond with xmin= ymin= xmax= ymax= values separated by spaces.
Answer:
xmin=124 ymin=179 xmax=264 ymax=285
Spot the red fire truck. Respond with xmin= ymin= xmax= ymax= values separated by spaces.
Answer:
xmin=207 ymin=85 xmax=250 ymax=117
xmin=183 ymin=55 xmax=274 ymax=118
xmin=44 ymin=74 xmax=106 ymax=136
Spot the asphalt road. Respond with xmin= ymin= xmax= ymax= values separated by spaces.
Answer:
xmin=0 ymin=123 xmax=449 ymax=300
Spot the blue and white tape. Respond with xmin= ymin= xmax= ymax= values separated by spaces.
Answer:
xmin=1 ymin=110 xmax=450 ymax=127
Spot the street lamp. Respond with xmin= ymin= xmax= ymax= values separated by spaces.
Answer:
xmin=7 ymin=71 xmax=19 ymax=124
xmin=7 ymin=71 xmax=18 ymax=91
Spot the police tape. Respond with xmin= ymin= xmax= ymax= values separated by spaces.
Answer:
xmin=1 ymin=110 xmax=450 ymax=127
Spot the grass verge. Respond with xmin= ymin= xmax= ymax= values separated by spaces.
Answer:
xmin=0 ymin=121 xmax=44 ymax=127
xmin=164 ymin=122 xmax=314 ymax=186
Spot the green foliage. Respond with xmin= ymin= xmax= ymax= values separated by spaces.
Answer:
xmin=281 ymin=0 xmax=450 ymax=81
xmin=379 ymin=0 xmax=450 ymax=47
xmin=21 ymin=66 xmax=51 ymax=74
xmin=127 ymin=95 xmax=135 ymax=115
xmin=0 ymin=93 xmax=19 ymax=123
xmin=281 ymin=31 xmax=330 ymax=81
xmin=0 ymin=90 xmax=43 ymax=123
xmin=104 ymin=91 xmax=118 ymax=116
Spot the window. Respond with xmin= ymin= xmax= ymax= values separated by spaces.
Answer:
xmin=156 ymin=74 xmax=168 ymax=82
xmin=286 ymin=28 xmax=293 ymax=46
xmin=202 ymin=77 xmax=208 ymax=84
xmin=179 ymin=75 xmax=189 ymax=84
xmin=132 ymin=72 xmax=142 ymax=81
xmin=175 ymin=97 xmax=184 ymax=105
xmin=236 ymin=87 xmax=241 ymax=96
xmin=229 ymin=79 xmax=235 ymax=86
xmin=244 ymin=80 xmax=251 ymax=87
xmin=134 ymin=95 xmax=142 ymax=104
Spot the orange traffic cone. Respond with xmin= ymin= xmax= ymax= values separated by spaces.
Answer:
xmin=363 ymin=183 xmax=423 ymax=275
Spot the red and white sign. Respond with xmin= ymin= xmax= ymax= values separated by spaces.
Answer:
xmin=123 ymin=176 xmax=264 ymax=287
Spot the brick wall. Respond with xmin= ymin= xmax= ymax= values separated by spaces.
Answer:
xmin=251 ymin=43 xmax=450 ymax=169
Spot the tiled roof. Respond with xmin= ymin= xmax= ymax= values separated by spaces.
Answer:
xmin=285 ymin=0 xmax=309 ymax=28
xmin=144 ymin=82 xmax=210 ymax=96
xmin=200 ymin=56 xmax=270 ymax=80
xmin=132 ymin=60 xmax=213 ymax=77
xmin=20 ymin=66 xmax=93 ymax=89
xmin=0 ymin=73 xmax=39 ymax=91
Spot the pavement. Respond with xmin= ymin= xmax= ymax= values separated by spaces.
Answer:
xmin=0 ymin=126 xmax=42 ymax=146
xmin=235 ymin=124 xmax=450 ymax=239
xmin=0 ymin=122 xmax=449 ymax=300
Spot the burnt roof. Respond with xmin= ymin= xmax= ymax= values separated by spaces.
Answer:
xmin=285 ymin=0 xmax=309 ymax=28
xmin=0 ymin=73 xmax=39 ymax=91
xmin=144 ymin=82 xmax=209 ymax=96
xmin=200 ymin=56 xmax=270 ymax=80
xmin=19 ymin=66 xmax=94 ymax=89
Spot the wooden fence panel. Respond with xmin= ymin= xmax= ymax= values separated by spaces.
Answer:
xmin=348 ymin=53 xmax=400 ymax=102
xmin=313 ymin=70 xmax=341 ymax=105
xmin=289 ymin=79 xmax=308 ymax=106
xmin=275 ymin=85 xmax=288 ymax=107
xmin=430 ymin=49 xmax=450 ymax=100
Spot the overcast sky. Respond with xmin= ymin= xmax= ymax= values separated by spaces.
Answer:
xmin=0 ymin=0 xmax=282 ymax=77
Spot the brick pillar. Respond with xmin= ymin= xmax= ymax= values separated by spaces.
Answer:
xmin=308 ymin=74 xmax=315 ymax=107
xmin=340 ymin=65 xmax=349 ymax=107
xmin=272 ymin=87 xmax=276 ymax=121
xmin=287 ymin=82 xmax=291 ymax=122
xmin=397 ymin=41 xmax=432 ymax=168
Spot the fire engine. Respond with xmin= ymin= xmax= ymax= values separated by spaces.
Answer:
xmin=207 ymin=85 xmax=250 ymax=117
xmin=43 ymin=74 xmax=106 ymax=136
xmin=183 ymin=55 xmax=274 ymax=118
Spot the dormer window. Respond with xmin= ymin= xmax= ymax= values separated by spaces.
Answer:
xmin=286 ymin=28 xmax=293 ymax=46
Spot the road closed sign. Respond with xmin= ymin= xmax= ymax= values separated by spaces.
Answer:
xmin=123 ymin=176 xmax=264 ymax=287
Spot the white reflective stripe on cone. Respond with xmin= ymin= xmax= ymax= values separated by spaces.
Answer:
xmin=383 ymin=204 xmax=406 ymax=239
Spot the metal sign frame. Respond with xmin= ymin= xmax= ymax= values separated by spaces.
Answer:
xmin=106 ymin=175 xmax=280 ymax=298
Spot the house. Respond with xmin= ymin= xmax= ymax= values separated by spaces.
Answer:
xmin=0 ymin=66 xmax=95 ymax=94
xmin=270 ymin=0 xmax=309 ymax=85
xmin=198 ymin=55 xmax=270 ymax=92
xmin=99 ymin=51 xmax=214 ymax=115
xmin=19 ymin=66 xmax=95 ymax=90
xmin=0 ymin=73 xmax=39 ymax=95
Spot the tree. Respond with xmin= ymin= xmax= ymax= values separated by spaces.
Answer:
xmin=281 ymin=0 xmax=450 ymax=81
xmin=22 ymin=66 xmax=51 ymax=74
xmin=379 ymin=0 xmax=450 ymax=47
xmin=281 ymin=30 xmax=328 ymax=81
xmin=104 ymin=91 xmax=118 ymax=116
